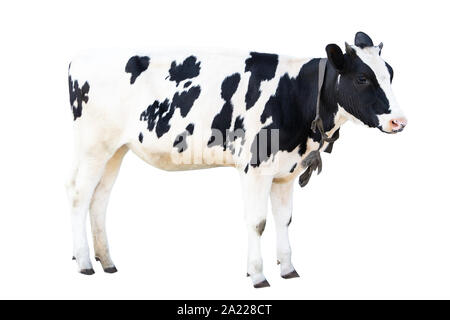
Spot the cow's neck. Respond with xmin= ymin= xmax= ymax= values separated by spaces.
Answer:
xmin=318 ymin=60 xmax=349 ymax=134
xmin=262 ymin=58 xmax=347 ymax=157
xmin=286 ymin=59 xmax=345 ymax=156
xmin=315 ymin=60 xmax=343 ymax=133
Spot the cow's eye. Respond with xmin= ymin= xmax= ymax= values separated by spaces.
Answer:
xmin=357 ymin=75 xmax=369 ymax=85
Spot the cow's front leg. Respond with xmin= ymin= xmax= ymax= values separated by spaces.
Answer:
xmin=270 ymin=179 xmax=299 ymax=279
xmin=241 ymin=172 xmax=273 ymax=288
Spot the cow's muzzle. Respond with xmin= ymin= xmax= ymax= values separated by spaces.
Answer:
xmin=382 ymin=117 xmax=408 ymax=134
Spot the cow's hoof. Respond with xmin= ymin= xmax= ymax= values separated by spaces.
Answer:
xmin=281 ymin=270 xmax=300 ymax=279
xmin=254 ymin=279 xmax=270 ymax=289
xmin=104 ymin=266 xmax=118 ymax=274
xmin=80 ymin=268 xmax=95 ymax=275
xmin=94 ymin=257 xmax=117 ymax=273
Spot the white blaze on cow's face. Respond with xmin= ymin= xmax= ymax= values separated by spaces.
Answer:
xmin=326 ymin=32 xmax=407 ymax=134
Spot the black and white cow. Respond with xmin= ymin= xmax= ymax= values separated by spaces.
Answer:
xmin=67 ymin=32 xmax=407 ymax=288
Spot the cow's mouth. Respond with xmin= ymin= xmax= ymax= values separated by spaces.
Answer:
xmin=379 ymin=127 xmax=404 ymax=134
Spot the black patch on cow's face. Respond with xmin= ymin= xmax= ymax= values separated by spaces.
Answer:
xmin=244 ymin=52 xmax=278 ymax=110
xmin=68 ymin=75 xmax=90 ymax=121
xmin=208 ymin=73 xmax=241 ymax=149
xmin=125 ymin=56 xmax=150 ymax=84
xmin=138 ymin=132 xmax=144 ymax=143
xmin=332 ymin=50 xmax=391 ymax=128
xmin=290 ymin=163 xmax=297 ymax=173
xmin=168 ymin=56 xmax=201 ymax=86
xmin=173 ymin=123 xmax=195 ymax=153
xmin=171 ymin=86 xmax=201 ymax=117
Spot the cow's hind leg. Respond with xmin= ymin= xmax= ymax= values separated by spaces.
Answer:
xmin=67 ymin=150 xmax=112 ymax=275
xmin=270 ymin=179 xmax=299 ymax=279
xmin=240 ymin=173 xmax=273 ymax=288
xmin=89 ymin=145 xmax=128 ymax=273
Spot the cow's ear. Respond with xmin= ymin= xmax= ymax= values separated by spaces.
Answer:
xmin=355 ymin=31 xmax=374 ymax=48
xmin=326 ymin=44 xmax=345 ymax=72
xmin=378 ymin=42 xmax=384 ymax=55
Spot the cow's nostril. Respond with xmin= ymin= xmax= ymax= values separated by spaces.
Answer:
xmin=390 ymin=117 xmax=407 ymax=131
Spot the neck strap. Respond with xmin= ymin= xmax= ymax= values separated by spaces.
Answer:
xmin=299 ymin=58 xmax=339 ymax=188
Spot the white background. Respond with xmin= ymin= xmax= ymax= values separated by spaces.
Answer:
xmin=0 ymin=0 xmax=448 ymax=299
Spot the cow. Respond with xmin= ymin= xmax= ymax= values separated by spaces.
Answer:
xmin=66 ymin=32 xmax=407 ymax=288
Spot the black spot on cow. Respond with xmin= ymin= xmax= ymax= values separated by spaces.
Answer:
xmin=138 ymin=132 xmax=144 ymax=143
xmin=140 ymin=84 xmax=201 ymax=139
xmin=244 ymin=52 xmax=278 ymax=110
xmin=125 ymin=56 xmax=150 ymax=84
xmin=233 ymin=115 xmax=245 ymax=133
xmin=290 ymin=163 xmax=297 ymax=173
xmin=171 ymin=86 xmax=201 ymax=117
xmin=168 ymin=56 xmax=201 ymax=86
xmin=244 ymin=164 xmax=249 ymax=174
xmin=186 ymin=123 xmax=195 ymax=135
xmin=184 ymin=81 xmax=192 ymax=88
xmin=230 ymin=115 xmax=246 ymax=155
xmin=68 ymin=75 xmax=90 ymax=121
xmin=173 ymin=134 xmax=186 ymax=152
xmin=208 ymin=73 xmax=241 ymax=149
xmin=140 ymin=99 xmax=175 ymax=138
xmin=233 ymin=116 xmax=246 ymax=141
xmin=250 ymin=59 xmax=339 ymax=167
xmin=221 ymin=73 xmax=241 ymax=101
xmin=256 ymin=220 xmax=266 ymax=236
xmin=173 ymin=123 xmax=195 ymax=153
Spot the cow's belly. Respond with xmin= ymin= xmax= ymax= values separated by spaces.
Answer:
xmin=127 ymin=137 xmax=237 ymax=171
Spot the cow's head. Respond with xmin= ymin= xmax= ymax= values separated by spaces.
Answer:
xmin=326 ymin=32 xmax=407 ymax=133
